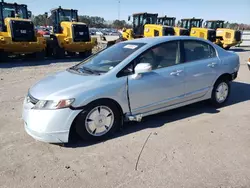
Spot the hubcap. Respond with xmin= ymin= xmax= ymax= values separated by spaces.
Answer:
xmin=85 ymin=106 xmax=114 ymax=136
xmin=215 ymin=82 xmax=229 ymax=103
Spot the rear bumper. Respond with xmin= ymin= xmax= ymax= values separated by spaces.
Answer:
xmin=0 ymin=37 xmax=46 ymax=53
xmin=62 ymin=42 xmax=94 ymax=52
xmin=62 ymin=37 xmax=97 ymax=52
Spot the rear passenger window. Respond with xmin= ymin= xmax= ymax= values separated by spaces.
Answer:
xmin=183 ymin=40 xmax=216 ymax=62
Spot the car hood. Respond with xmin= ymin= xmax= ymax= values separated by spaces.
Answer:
xmin=29 ymin=70 xmax=101 ymax=100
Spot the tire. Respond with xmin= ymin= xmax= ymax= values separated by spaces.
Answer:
xmin=53 ymin=46 xmax=65 ymax=59
xmin=0 ymin=51 xmax=9 ymax=62
xmin=74 ymin=100 xmax=122 ymax=141
xmin=79 ymin=50 xmax=92 ymax=58
xmin=67 ymin=51 xmax=76 ymax=57
xmin=210 ymin=78 xmax=231 ymax=107
xmin=35 ymin=50 xmax=45 ymax=60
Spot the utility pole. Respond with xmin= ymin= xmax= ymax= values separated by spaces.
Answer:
xmin=118 ymin=0 xmax=120 ymax=20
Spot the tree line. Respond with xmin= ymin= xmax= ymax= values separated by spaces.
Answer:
xmin=32 ymin=14 xmax=132 ymax=29
xmin=32 ymin=14 xmax=250 ymax=30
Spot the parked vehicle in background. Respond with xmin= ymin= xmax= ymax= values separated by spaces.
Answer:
xmin=204 ymin=20 xmax=242 ymax=50
xmin=157 ymin=16 xmax=190 ymax=36
xmin=180 ymin=18 xmax=217 ymax=43
xmin=22 ymin=36 xmax=240 ymax=143
xmin=43 ymin=6 xmax=97 ymax=58
xmin=0 ymin=1 xmax=46 ymax=62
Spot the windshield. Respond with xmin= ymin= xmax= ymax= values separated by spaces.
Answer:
xmin=58 ymin=10 xmax=77 ymax=22
xmin=70 ymin=42 xmax=146 ymax=74
xmin=133 ymin=14 xmax=156 ymax=28
xmin=181 ymin=20 xmax=201 ymax=29
xmin=2 ymin=4 xmax=28 ymax=19
xmin=206 ymin=21 xmax=224 ymax=29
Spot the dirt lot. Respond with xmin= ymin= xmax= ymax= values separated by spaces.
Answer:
xmin=0 ymin=47 xmax=250 ymax=188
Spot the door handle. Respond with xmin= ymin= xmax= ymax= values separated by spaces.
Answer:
xmin=207 ymin=62 xmax=217 ymax=68
xmin=170 ymin=70 xmax=183 ymax=76
xmin=176 ymin=70 xmax=183 ymax=73
xmin=170 ymin=71 xmax=178 ymax=76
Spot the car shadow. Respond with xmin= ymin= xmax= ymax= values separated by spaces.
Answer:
xmin=0 ymin=57 xmax=83 ymax=69
xmin=64 ymin=81 xmax=250 ymax=148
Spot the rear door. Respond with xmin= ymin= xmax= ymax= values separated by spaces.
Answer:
xmin=181 ymin=39 xmax=220 ymax=100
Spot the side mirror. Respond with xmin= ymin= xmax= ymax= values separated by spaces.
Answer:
xmin=27 ymin=11 xmax=32 ymax=19
xmin=132 ymin=63 xmax=152 ymax=79
xmin=128 ymin=16 xmax=131 ymax=21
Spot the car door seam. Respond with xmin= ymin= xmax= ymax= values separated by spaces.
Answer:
xmin=126 ymin=77 xmax=132 ymax=114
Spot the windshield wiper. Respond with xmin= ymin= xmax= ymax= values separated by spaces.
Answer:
xmin=80 ymin=67 xmax=102 ymax=75
xmin=68 ymin=66 xmax=103 ymax=75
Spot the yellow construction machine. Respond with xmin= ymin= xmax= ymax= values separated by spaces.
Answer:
xmin=0 ymin=0 xmax=46 ymax=62
xmin=106 ymin=12 xmax=175 ymax=47
xmin=180 ymin=18 xmax=217 ymax=42
xmin=110 ymin=13 xmax=175 ymax=44
xmin=44 ymin=6 xmax=97 ymax=58
xmin=204 ymin=20 xmax=242 ymax=49
xmin=157 ymin=16 xmax=189 ymax=36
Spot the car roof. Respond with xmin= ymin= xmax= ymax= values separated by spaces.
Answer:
xmin=122 ymin=36 xmax=210 ymax=46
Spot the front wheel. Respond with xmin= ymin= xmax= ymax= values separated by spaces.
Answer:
xmin=210 ymin=79 xmax=230 ymax=107
xmin=74 ymin=100 xmax=121 ymax=141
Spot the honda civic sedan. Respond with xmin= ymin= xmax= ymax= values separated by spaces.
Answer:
xmin=22 ymin=36 xmax=240 ymax=143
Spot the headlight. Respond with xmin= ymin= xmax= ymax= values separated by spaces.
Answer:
xmin=32 ymin=99 xmax=75 ymax=110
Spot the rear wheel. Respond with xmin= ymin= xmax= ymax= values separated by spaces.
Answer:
xmin=67 ymin=51 xmax=76 ymax=57
xmin=0 ymin=51 xmax=9 ymax=62
xmin=35 ymin=50 xmax=45 ymax=60
xmin=210 ymin=78 xmax=230 ymax=107
xmin=79 ymin=50 xmax=92 ymax=58
xmin=74 ymin=100 xmax=121 ymax=141
xmin=53 ymin=46 xmax=65 ymax=59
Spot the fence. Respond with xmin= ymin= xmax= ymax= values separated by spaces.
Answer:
xmin=238 ymin=30 xmax=250 ymax=47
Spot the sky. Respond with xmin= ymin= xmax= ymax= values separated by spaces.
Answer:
xmin=7 ymin=0 xmax=250 ymax=24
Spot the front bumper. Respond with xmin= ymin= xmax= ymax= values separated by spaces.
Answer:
xmin=22 ymin=98 xmax=81 ymax=143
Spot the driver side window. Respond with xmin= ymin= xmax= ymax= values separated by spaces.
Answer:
xmin=117 ymin=41 xmax=180 ymax=77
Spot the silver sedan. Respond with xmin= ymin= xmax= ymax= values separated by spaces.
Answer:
xmin=22 ymin=36 xmax=240 ymax=143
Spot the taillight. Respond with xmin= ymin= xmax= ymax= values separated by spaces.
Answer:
xmin=248 ymin=57 xmax=250 ymax=62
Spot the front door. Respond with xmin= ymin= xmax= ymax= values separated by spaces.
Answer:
xmin=182 ymin=39 xmax=219 ymax=100
xmin=127 ymin=40 xmax=186 ymax=115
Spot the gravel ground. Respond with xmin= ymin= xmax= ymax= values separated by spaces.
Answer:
xmin=0 ymin=47 xmax=249 ymax=188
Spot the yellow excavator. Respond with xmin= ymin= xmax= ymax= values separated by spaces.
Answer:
xmin=0 ymin=0 xmax=46 ymax=62
xmin=180 ymin=18 xmax=217 ymax=42
xmin=157 ymin=16 xmax=189 ymax=36
xmin=44 ymin=6 xmax=97 ymax=58
xmin=204 ymin=20 xmax=242 ymax=49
